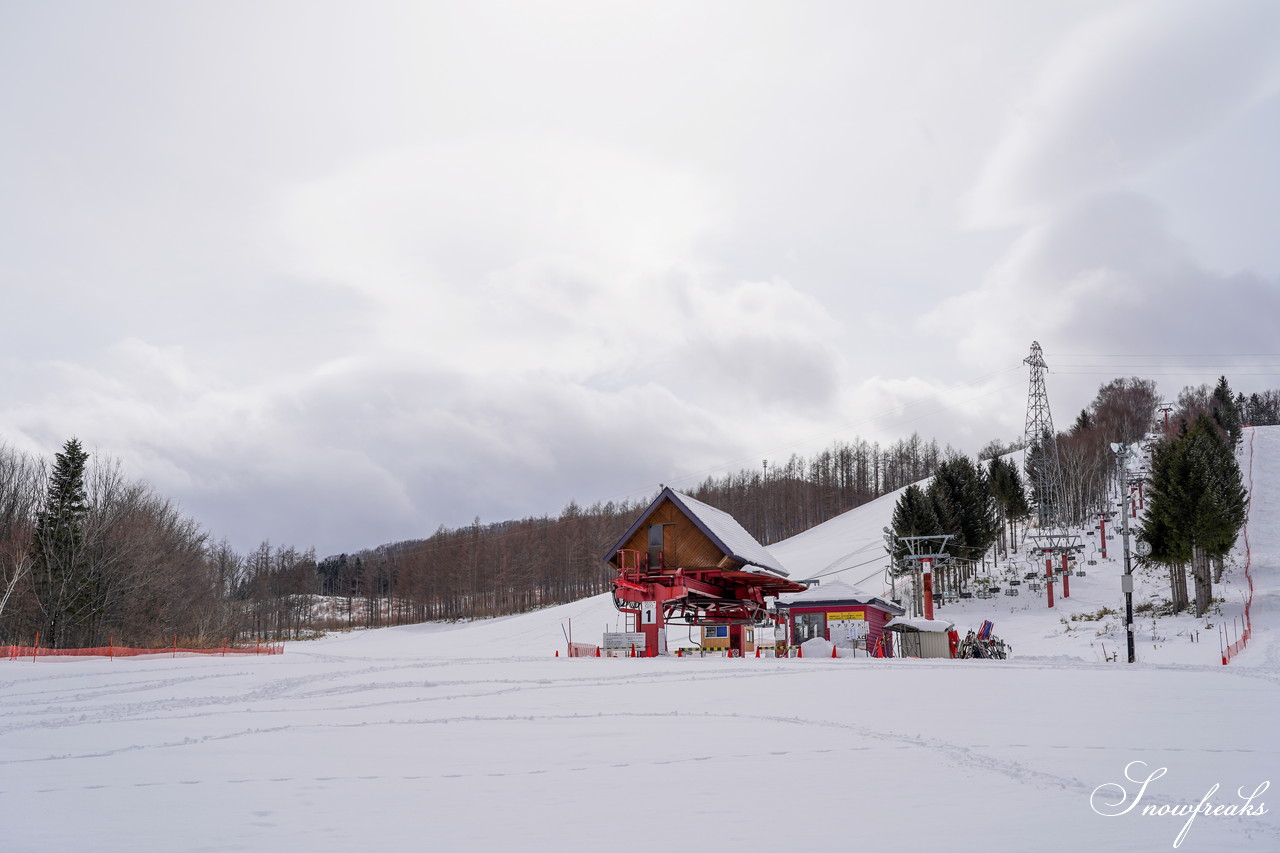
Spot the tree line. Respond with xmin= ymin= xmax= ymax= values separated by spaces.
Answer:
xmin=2 ymin=376 xmax=1270 ymax=644
xmin=686 ymin=432 xmax=949 ymax=545
xmin=884 ymin=375 xmax=1253 ymax=619
xmin=1 ymin=439 xmax=237 ymax=648
xmin=264 ymin=432 xmax=953 ymax=635
xmin=2 ymin=428 xmax=952 ymax=644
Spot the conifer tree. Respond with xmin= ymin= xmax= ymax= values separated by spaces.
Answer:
xmin=988 ymin=456 xmax=1030 ymax=554
xmin=30 ymin=438 xmax=92 ymax=647
xmin=1142 ymin=434 xmax=1193 ymax=610
xmin=1142 ymin=416 xmax=1247 ymax=615
xmin=1210 ymin=376 xmax=1243 ymax=448
xmin=888 ymin=484 xmax=942 ymax=566
xmin=927 ymin=456 xmax=998 ymax=561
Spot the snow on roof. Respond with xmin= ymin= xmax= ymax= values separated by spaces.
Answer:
xmin=775 ymin=579 xmax=906 ymax=614
xmin=780 ymin=579 xmax=874 ymax=603
xmin=885 ymin=616 xmax=956 ymax=633
xmin=668 ymin=489 xmax=790 ymax=577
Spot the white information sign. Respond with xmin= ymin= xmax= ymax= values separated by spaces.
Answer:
xmin=603 ymin=632 xmax=646 ymax=652
xmin=640 ymin=601 xmax=657 ymax=625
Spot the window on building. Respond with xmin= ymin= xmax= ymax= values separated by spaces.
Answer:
xmin=791 ymin=612 xmax=826 ymax=645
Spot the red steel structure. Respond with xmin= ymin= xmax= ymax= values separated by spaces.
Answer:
xmin=604 ymin=488 xmax=808 ymax=657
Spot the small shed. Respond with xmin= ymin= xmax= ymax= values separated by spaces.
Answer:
xmin=884 ymin=616 xmax=957 ymax=659
xmin=774 ymin=580 xmax=905 ymax=656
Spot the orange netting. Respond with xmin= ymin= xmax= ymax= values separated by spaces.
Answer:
xmin=566 ymin=642 xmax=600 ymax=657
xmin=4 ymin=642 xmax=284 ymax=661
xmin=1223 ymin=427 xmax=1256 ymax=665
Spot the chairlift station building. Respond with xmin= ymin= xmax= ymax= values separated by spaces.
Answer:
xmin=603 ymin=487 xmax=808 ymax=656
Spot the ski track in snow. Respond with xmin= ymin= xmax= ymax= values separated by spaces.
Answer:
xmin=4 ymin=425 xmax=1280 ymax=852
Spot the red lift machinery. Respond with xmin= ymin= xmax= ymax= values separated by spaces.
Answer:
xmin=604 ymin=488 xmax=809 ymax=656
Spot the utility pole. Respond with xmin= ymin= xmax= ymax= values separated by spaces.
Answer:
xmin=761 ymin=459 xmax=769 ymax=544
xmin=1111 ymin=443 xmax=1136 ymax=664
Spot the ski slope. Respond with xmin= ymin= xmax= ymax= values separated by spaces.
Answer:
xmin=2 ymin=428 xmax=1279 ymax=852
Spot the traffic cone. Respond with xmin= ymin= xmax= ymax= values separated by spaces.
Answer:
xmin=595 ymin=646 xmax=600 ymax=657
xmin=798 ymin=645 xmax=803 ymax=658
xmin=832 ymin=645 xmax=838 ymax=658
xmin=755 ymin=646 xmax=760 ymax=658
xmin=555 ymin=650 xmax=559 ymax=657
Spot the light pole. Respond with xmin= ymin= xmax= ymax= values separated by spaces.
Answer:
xmin=1111 ymin=443 xmax=1136 ymax=664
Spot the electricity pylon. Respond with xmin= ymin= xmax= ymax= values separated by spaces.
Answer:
xmin=1023 ymin=341 xmax=1064 ymax=529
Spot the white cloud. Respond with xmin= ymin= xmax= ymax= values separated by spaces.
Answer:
xmin=4 ymin=3 xmax=1278 ymax=557
xmin=967 ymin=0 xmax=1280 ymax=228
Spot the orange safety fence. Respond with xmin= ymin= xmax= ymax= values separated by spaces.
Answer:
xmin=5 ymin=640 xmax=284 ymax=661
xmin=1223 ymin=426 xmax=1256 ymax=665
xmin=566 ymin=642 xmax=600 ymax=658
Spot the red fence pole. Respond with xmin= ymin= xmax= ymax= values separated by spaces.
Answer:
xmin=33 ymin=631 xmax=39 ymax=663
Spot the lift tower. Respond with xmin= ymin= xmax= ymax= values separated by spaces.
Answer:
xmin=1024 ymin=342 xmax=1065 ymax=529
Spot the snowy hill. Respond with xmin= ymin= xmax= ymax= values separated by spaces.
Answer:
xmin=770 ymin=430 xmax=1275 ymax=667
xmin=2 ymin=428 xmax=1278 ymax=852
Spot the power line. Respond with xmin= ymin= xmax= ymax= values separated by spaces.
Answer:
xmin=624 ymin=364 xmax=1025 ymax=500
xmin=1053 ymin=352 xmax=1280 ymax=358
xmin=1049 ymin=366 xmax=1280 ymax=373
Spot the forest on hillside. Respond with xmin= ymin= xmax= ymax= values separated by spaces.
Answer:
xmin=886 ymin=377 xmax=1256 ymax=618
xmin=3 ymin=382 xmax=1278 ymax=646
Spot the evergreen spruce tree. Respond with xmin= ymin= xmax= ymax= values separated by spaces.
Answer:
xmin=988 ymin=456 xmax=1030 ymax=555
xmin=1210 ymin=376 xmax=1243 ymax=448
xmin=927 ymin=456 xmax=999 ymax=561
xmin=888 ymin=484 xmax=942 ymax=565
xmin=1142 ymin=416 xmax=1248 ymax=615
xmin=30 ymin=438 xmax=92 ymax=648
xmin=1142 ymin=434 xmax=1193 ymax=610
xmin=1189 ymin=415 xmax=1247 ymax=585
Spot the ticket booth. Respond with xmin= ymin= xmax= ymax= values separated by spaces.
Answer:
xmin=775 ymin=580 xmax=905 ymax=656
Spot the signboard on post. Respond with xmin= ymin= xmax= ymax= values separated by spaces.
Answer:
xmin=603 ymin=632 xmax=647 ymax=656
xmin=828 ymin=612 xmax=867 ymax=647
xmin=640 ymin=601 xmax=657 ymax=625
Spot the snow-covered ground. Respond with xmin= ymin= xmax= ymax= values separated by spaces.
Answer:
xmin=3 ymin=429 xmax=1279 ymax=852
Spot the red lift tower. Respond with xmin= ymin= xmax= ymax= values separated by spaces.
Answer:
xmin=604 ymin=488 xmax=809 ymax=656
xmin=1029 ymin=533 xmax=1082 ymax=608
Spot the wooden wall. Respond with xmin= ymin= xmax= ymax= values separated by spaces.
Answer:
xmin=618 ymin=497 xmax=729 ymax=570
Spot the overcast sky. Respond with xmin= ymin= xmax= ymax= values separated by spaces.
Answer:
xmin=3 ymin=1 xmax=1279 ymax=556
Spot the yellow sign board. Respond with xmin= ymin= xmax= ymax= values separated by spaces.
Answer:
xmin=826 ymin=611 xmax=865 ymax=621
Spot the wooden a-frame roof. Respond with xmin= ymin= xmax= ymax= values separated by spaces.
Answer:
xmin=603 ymin=487 xmax=790 ymax=578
